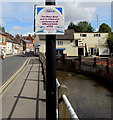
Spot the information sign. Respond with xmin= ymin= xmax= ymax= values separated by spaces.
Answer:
xmin=34 ymin=6 xmax=64 ymax=35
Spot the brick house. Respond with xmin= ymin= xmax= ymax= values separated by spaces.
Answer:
xmin=0 ymin=30 xmax=6 ymax=53
xmin=21 ymin=34 xmax=34 ymax=52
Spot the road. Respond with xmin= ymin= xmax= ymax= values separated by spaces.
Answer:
xmin=2 ymin=57 xmax=46 ymax=119
xmin=2 ymin=54 xmax=27 ymax=85
xmin=57 ymin=71 xmax=113 ymax=119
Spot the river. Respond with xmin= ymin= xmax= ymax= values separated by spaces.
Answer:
xmin=56 ymin=71 xmax=113 ymax=119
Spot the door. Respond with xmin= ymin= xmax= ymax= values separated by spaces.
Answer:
xmin=78 ymin=48 xmax=84 ymax=55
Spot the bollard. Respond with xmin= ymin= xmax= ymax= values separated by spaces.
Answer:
xmin=106 ymin=58 xmax=110 ymax=74
xmin=94 ymin=57 xmax=97 ymax=67
xmin=79 ymin=55 xmax=81 ymax=70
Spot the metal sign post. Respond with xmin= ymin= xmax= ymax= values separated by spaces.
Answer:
xmin=45 ymin=0 xmax=56 ymax=120
xmin=34 ymin=0 xmax=64 ymax=119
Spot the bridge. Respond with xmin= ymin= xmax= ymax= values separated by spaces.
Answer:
xmin=1 ymin=53 xmax=79 ymax=119
xmin=0 ymin=53 xmax=113 ymax=119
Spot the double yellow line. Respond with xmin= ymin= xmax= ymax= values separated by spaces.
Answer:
xmin=0 ymin=59 xmax=29 ymax=93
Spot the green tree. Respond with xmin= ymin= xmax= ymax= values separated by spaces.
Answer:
xmin=68 ymin=22 xmax=75 ymax=29
xmin=107 ymin=32 xmax=113 ymax=55
xmin=99 ymin=23 xmax=111 ymax=33
xmin=15 ymin=34 xmax=21 ymax=39
xmin=0 ymin=26 xmax=5 ymax=33
xmin=67 ymin=21 xmax=94 ymax=32
xmin=77 ymin=21 xmax=94 ymax=32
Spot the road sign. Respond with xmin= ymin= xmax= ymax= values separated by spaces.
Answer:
xmin=34 ymin=6 xmax=64 ymax=35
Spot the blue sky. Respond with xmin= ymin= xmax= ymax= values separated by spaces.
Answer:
xmin=0 ymin=1 xmax=112 ymax=36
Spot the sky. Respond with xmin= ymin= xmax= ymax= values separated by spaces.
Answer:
xmin=0 ymin=0 xmax=113 ymax=36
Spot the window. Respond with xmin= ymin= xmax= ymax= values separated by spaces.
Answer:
xmin=0 ymin=35 xmax=2 ymax=39
xmin=75 ymin=40 xmax=78 ymax=46
xmin=80 ymin=34 xmax=87 ymax=37
xmin=70 ymin=40 xmax=73 ymax=43
xmin=94 ymin=34 xmax=101 ymax=37
xmin=58 ymin=40 xmax=63 ymax=45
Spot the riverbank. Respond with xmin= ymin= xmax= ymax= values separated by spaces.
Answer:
xmin=56 ymin=57 xmax=113 ymax=92
xmin=56 ymin=70 xmax=113 ymax=119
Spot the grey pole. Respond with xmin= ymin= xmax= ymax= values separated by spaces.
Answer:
xmin=45 ymin=0 xmax=56 ymax=120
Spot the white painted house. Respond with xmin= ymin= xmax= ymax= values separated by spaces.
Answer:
xmin=34 ymin=29 xmax=110 ymax=57
xmin=74 ymin=32 xmax=109 ymax=56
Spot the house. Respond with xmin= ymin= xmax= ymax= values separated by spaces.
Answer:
xmin=0 ymin=30 xmax=6 ymax=54
xmin=74 ymin=33 xmax=109 ymax=56
xmin=21 ymin=34 xmax=34 ymax=52
xmin=34 ymin=29 xmax=74 ymax=56
xmin=5 ymin=33 xmax=19 ymax=54
xmin=34 ymin=30 xmax=110 ymax=57
xmin=6 ymin=38 xmax=14 ymax=54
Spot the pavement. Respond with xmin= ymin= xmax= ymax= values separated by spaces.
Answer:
xmin=1 ymin=57 xmax=46 ymax=119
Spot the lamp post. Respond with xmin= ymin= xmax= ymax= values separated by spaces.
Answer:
xmin=45 ymin=0 xmax=56 ymax=120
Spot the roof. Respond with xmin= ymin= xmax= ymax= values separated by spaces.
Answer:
xmin=38 ymin=29 xmax=74 ymax=40
xmin=0 ymin=30 xmax=6 ymax=36
xmin=6 ymin=38 xmax=17 ymax=43
xmin=22 ymin=39 xmax=33 ymax=44
xmin=22 ymin=34 xmax=34 ymax=42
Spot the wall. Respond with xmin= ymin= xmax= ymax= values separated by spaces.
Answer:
xmin=6 ymin=42 xmax=13 ymax=54
xmin=56 ymin=57 xmax=113 ymax=86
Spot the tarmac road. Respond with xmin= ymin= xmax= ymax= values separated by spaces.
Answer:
xmin=2 ymin=54 xmax=27 ymax=85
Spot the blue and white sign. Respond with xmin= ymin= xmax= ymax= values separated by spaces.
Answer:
xmin=34 ymin=6 xmax=64 ymax=35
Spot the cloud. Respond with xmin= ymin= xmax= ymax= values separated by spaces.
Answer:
xmin=11 ymin=26 xmax=22 ymax=30
xmin=10 ymin=25 xmax=33 ymax=35
xmin=2 ymin=0 xmax=113 ymax=2
xmin=2 ymin=1 xmax=111 ymax=34
xmin=59 ymin=2 xmax=96 ymax=28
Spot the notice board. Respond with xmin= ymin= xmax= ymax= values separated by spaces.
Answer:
xmin=34 ymin=6 xmax=64 ymax=35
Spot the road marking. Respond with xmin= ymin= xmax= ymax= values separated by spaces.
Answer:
xmin=0 ymin=59 xmax=30 ymax=93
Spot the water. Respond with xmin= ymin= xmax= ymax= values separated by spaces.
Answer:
xmin=56 ymin=71 xmax=113 ymax=119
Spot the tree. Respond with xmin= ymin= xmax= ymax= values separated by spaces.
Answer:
xmin=67 ymin=21 xmax=94 ymax=32
xmin=15 ymin=34 xmax=21 ymax=39
xmin=99 ymin=23 xmax=111 ymax=33
xmin=77 ymin=21 xmax=94 ymax=32
xmin=68 ymin=22 xmax=75 ymax=30
xmin=0 ymin=26 xmax=5 ymax=33
xmin=2 ymin=27 xmax=5 ymax=33
xmin=107 ymin=32 xmax=113 ymax=55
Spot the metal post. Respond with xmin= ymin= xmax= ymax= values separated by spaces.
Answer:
xmin=45 ymin=0 xmax=56 ymax=120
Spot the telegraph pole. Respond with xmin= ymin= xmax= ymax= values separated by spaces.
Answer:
xmin=45 ymin=0 xmax=56 ymax=120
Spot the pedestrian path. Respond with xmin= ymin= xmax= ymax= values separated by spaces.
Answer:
xmin=1 ymin=57 xmax=46 ymax=119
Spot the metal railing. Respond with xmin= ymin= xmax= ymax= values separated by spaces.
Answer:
xmin=39 ymin=52 xmax=79 ymax=119
xmin=56 ymin=79 xmax=79 ymax=119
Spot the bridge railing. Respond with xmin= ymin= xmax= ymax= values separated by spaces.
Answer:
xmin=39 ymin=52 xmax=46 ymax=90
xmin=56 ymin=79 xmax=79 ymax=119
xmin=39 ymin=52 xmax=79 ymax=119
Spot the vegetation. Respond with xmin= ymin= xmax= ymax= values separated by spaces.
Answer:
xmin=0 ymin=26 xmax=5 ymax=33
xmin=67 ymin=21 xmax=94 ymax=32
xmin=99 ymin=23 xmax=111 ymax=33
xmin=107 ymin=32 xmax=113 ymax=55
xmin=15 ymin=34 xmax=21 ymax=39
